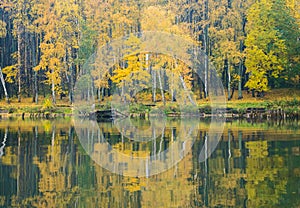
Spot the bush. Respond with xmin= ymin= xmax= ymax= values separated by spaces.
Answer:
xmin=129 ymin=104 xmax=150 ymax=113
xmin=199 ymin=105 xmax=211 ymax=114
xmin=41 ymin=98 xmax=55 ymax=112
xmin=287 ymin=98 xmax=300 ymax=107
xmin=8 ymin=107 xmax=16 ymax=114
xmin=97 ymin=102 xmax=111 ymax=111
xmin=163 ymin=103 xmax=180 ymax=114
xmin=181 ymin=105 xmax=199 ymax=114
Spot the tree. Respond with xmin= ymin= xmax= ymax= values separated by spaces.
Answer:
xmin=280 ymin=0 xmax=300 ymax=87
xmin=111 ymin=34 xmax=150 ymax=102
xmin=0 ymin=0 xmax=29 ymax=102
xmin=0 ymin=67 xmax=9 ymax=103
xmin=208 ymin=0 xmax=245 ymax=100
xmin=0 ymin=20 xmax=9 ymax=103
xmin=141 ymin=5 xmax=191 ymax=103
xmin=245 ymin=0 xmax=288 ymax=96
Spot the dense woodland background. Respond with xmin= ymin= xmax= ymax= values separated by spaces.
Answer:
xmin=0 ymin=0 xmax=299 ymax=105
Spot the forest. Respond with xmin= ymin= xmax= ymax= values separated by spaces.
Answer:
xmin=0 ymin=0 xmax=299 ymax=105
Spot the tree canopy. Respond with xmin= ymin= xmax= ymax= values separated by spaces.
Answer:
xmin=0 ymin=0 xmax=299 ymax=103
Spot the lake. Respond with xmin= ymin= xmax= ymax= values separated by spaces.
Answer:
xmin=0 ymin=118 xmax=299 ymax=207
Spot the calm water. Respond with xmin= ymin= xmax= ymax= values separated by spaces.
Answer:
xmin=0 ymin=118 xmax=299 ymax=207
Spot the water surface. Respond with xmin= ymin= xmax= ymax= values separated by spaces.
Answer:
xmin=0 ymin=119 xmax=299 ymax=207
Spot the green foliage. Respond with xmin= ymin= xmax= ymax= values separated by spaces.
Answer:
xmin=96 ymin=102 xmax=112 ymax=111
xmin=22 ymin=106 xmax=40 ymax=113
xmin=7 ymin=107 xmax=16 ymax=114
xmin=266 ymin=98 xmax=300 ymax=109
xmin=162 ymin=103 xmax=180 ymax=115
xmin=180 ymin=105 xmax=199 ymax=114
xmin=245 ymin=0 xmax=298 ymax=93
xmin=198 ymin=105 xmax=212 ymax=114
xmin=129 ymin=104 xmax=150 ymax=114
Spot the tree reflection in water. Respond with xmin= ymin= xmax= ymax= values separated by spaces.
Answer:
xmin=0 ymin=119 xmax=299 ymax=207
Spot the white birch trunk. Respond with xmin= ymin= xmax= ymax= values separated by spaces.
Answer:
xmin=157 ymin=70 xmax=165 ymax=105
xmin=0 ymin=67 xmax=9 ymax=103
xmin=179 ymin=75 xmax=196 ymax=106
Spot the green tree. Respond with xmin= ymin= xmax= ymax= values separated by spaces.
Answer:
xmin=245 ymin=0 xmax=292 ymax=96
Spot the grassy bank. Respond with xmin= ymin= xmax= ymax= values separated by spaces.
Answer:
xmin=142 ymin=88 xmax=300 ymax=115
xmin=0 ymin=88 xmax=300 ymax=118
xmin=0 ymin=97 xmax=72 ymax=119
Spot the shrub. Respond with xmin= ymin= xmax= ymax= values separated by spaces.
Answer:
xmin=129 ymin=104 xmax=150 ymax=113
xmin=41 ymin=98 xmax=55 ymax=112
xmin=181 ymin=105 xmax=199 ymax=114
xmin=163 ymin=103 xmax=180 ymax=114
xmin=8 ymin=107 xmax=16 ymax=114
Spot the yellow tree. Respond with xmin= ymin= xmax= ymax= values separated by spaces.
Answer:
xmin=111 ymin=34 xmax=149 ymax=102
xmin=141 ymin=5 xmax=192 ymax=104
xmin=56 ymin=0 xmax=81 ymax=103
xmin=34 ymin=0 xmax=81 ymax=104
xmin=34 ymin=0 xmax=64 ymax=104
xmin=91 ymin=56 xmax=111 ymax=102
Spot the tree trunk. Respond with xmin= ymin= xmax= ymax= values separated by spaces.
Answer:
xmin=17 ymin=26 xmax=22 ymax=103
xmin=0 ymin=67 xmax=9 ymax=104
xmin=251 ymin=89 xmax=255 ymax=98
xmin=157 ymin=70 xmax=165 ymax=106
xmin=238 ymin=63 xmax=243 ymax=100
xmin=98 ymin=87 xmax=101 ymax=102
xmin=148 ymin=54 xmax=156 ymax=103
xmin=171 ymin=69 xmax=176 ymax=102
xmin=230 ymin=87 xmax=235 ymax=100
xmin=227 ymin=60 xmax=231 ymax=101
xmin=51 ymin=69 xmax=56 ymax=104
xmin=198 ymin=76 xmax=203 ymax=99
xmin=69 ymin=64 xmax=74 ymax=104
xmin=180 ymin=75 xmax=196 ymax=106
xmin=152 ymin=69 xmax=156 ymax=102
xmin=24 ymin=31 xmax=30 ymax=97
xmin=33 ymin=33 xmax=38 ymax=104
xmin=101 ymin=87 xmax=104 ymax=101
xmin=121 ymin=81 xmax=125 ymax=103
xmin=34 ymin=71 xmax=38 ymax=103
xmin=203 ymin=0 xmax=209 ymax=98
xmin=90 ymin=77 xmax=94 ymax=101
xmin=238 ymin=41 xmax=243 ymax=100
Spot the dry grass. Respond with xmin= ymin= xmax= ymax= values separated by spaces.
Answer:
xmin=0 ymin=97 xmax=71 ymax=107
xmin=0 ymin=97 xmax=72 ymax=114
xmin=0 ymin=88 xmax=299 ymax=112
xmin=194 ymin=88 xmax=300 ymax=108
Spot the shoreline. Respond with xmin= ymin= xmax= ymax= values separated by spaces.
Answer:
xmin=0 ymin=101 xmax=299 ymax=121
xmin=0 ymin=112 xmax=73 ymax=120
xmin=0 ymin=108 xmax=299 ymax=121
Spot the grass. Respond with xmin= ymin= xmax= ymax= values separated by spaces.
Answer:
xmin=0 ymin=88 xmax=300 ymax=116
xmin=0 ymin=97 xmax=72 ymax=114
xmin=223 ymin=88 xmax=300 ymax=111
